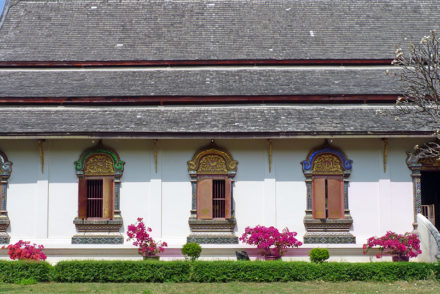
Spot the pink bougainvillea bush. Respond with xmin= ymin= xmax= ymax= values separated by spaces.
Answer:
xmin=1 ymin=240 xmax=47 ymax=261
xmin=363 ymin=231 xmax=422 ymax=259
xmin=240 ymin=225 xmax=302 ymax=257
xmin=127 ymin=218 xmax=167 ymax=257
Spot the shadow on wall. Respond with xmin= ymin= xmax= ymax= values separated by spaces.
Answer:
xmin=0 ymin=138 xmax=424 ymax=185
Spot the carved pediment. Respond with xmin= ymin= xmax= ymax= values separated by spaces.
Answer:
xmin=312 ymin=153 xmax=343 ymax=175
xmin=0 ymin=151 xmax=12 ymax=179
xmin=407 ymin=140 xmax=440 ymax=169
xmin=302 ymin=145 xmax=352 ymax=176
xmin=84 ymin=154 xmax=115 ymax=176
xmin=188 ymin=143 xmax=237 ymax=176
xmin=75 ymin=144 xmax=125 ymax=177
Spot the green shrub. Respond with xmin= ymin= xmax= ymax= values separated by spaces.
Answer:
xmin=0 ymin=259 xmax=428 ymax=283
xmin=181 ymin=243 xmax=202 ymax=261
xmin=309 ymin=248 xmax=330 ymax=263
xmin=191 ymin=261 xmax=436 ymax=282
xmin=52 ymin=260 xmax=190 ymax=282
xmin=0 ymin=260 xmax=51 ymax=283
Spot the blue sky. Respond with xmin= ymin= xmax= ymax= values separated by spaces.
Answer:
xmin=0 ymin=0 xmax=5 ymax=16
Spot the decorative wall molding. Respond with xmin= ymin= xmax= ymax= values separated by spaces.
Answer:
xmin=187 ymin=142 xmax=238 ymax=244
xmin=188 ymin=142 xmax=237 ymax=177
xmin=75 ymin=143 xmax=125 ymax=178
xmin=0 ymin=151 xmax=12 ymax=180
xmin=73 ymin=143 xmax=125 ymax=244
xmin=301 ymin=143 xmax=355 ymax=244
xmin=0 ymin=150 xmax=11 ymax=244
xmin=73 ymin=218 xmax=123 ymax=233
xmin=302 ymin=145 xmax=352 ymax=176
xmin=71 ymin=234 xmax=124 ymax=244
xmin=304 ymin=218 xmax=353 ymax=232
xmin=303 ymin=232 xmax=356 ymax=244
xmin=406 ymin=139 xmax=440 ymax=229
xmin=187 ymin=234 xmax=239 ymax=244
xmin=189 ymin=218 xmax=236 ymax=232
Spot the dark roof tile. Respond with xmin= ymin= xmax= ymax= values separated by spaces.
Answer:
xmin=0 ymin=105 xmax=430 ymax=137
xmin=0 ymin=67 xmax=398 ymax=97
xmin=0 ymin=0 xmax=439 ymax=61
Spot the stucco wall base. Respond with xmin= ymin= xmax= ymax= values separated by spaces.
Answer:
xmin=0 ymin=245 xmax=392 ymax=264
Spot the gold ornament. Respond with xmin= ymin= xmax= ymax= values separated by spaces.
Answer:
xmin=312 ymin=154 xmax=343 ymax=174
xmin=84 ymin=154 xmax=115 ymax=176
xmin=420 ymin=157 xmax=440 ymax=167
xmin=188 ymin=144 xmax=238 ymax=175
xmin=198 ymin=155 xmax=228 ymax=174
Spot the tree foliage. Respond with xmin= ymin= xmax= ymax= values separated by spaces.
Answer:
xmin=392 ymin=30 xmax=440 ymax=158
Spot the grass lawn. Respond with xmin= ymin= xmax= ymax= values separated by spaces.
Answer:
xmin=0 ymin=281 xmax=439 ymax=294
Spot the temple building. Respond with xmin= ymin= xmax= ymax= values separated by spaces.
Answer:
xmin=0 ymin=0 xmax=439 ymax=261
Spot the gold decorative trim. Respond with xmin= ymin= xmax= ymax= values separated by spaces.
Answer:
xmin=419 ymin=157 xmax=440 ymax=167
xmin=268 ymin=139 xmax=272 ymax=173
xmin=188 ymin=143 xmax=238 ymax=175
xmin=382 ymin=138 xmax=388 ymax=173
xmin=153 ymin=139 xmax=158 ymax=174
xmin=38 ymin=139 xmax=45 ymax=174
xmin=198 ymin=154 xmax=228 ymax=174
xmin=84 ymin=154 xmax=115 ymax=176
xmin=312 ymin=153 xmax=343 ymax=175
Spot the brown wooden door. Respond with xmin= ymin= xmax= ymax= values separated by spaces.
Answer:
xmin=312 ymin=177 xmax=326 ymax=219
xmin=197 ymin=178 xmax=213 ymax=219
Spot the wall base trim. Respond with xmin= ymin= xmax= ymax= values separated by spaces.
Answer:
xmin=304 ymin=232 xmax=356 ymax=244
xmin=72 ymin=234 xmax=124 ymax=244
xmin=187 ymin=234 xmax=238 ymax=244
xmin=0 ymin=233 xmax=9 ymax=244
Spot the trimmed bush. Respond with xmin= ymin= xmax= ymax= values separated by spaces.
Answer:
xmin=0 ymin=260 xmax=435 ymax=283
xmin=0 ymin=260 xmax=51 ymax=283
xmin=191 ymin=261 xmax=437 ymax=282
xmin=52 ymin=260 xmax=191 ymax=282
xmin=181 ymin=243 xmax=202 ymax=261
xmin=309 ymin=248 xmax=330 ymax=263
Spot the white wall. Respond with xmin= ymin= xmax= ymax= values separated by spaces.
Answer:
xmin=0 ymin=138 xmax=421 ymax=248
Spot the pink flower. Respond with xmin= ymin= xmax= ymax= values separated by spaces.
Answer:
xmin=127 ymin=218 xmax=168 ymax=257
xmin=363 ymin=231 xmax=422 ymax=259
xmin=2 ymin=240 xmax=46 ymax=261
xmin=240 ymin=225 xmax=302 ymax=257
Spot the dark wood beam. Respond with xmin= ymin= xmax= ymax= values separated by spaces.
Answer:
xmin=0 ymin=95 xmax=398 ymax=105
xmin=0 ymin=59 xmax=392 ymax=68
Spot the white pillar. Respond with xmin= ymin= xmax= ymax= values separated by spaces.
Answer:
xmin=35 ymin=140 xmax=50 ymax=239
xmin=264 ymin=144 xmax=277 ymax=227
xmin=148 ymin=141 xmax=162 ymax=237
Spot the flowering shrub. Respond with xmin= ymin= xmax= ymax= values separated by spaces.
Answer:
xmin=127 ymin=218 xmax=167 ymax=257
xmin=240 ymin=225 xmax=302 ymax=257
xmin=1 ymin=240 xmax=46 ymax=261
xmin=363 ymin=231 xmax=422 ymax=259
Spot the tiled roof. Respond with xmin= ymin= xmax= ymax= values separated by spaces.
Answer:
xmin=0 ymin=66 xmax=398 ymax=97
xmin=0 ymin=0 xmax=438 ymax=61
xmin=0 ymin=105 xmax=430 ymax=137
